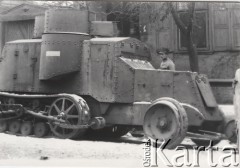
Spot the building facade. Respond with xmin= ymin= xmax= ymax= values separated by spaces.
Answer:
xmin=0 ymin=3 xmax=47 ymax=54
xmin=139 ymin=2 xmax=240 ymax=103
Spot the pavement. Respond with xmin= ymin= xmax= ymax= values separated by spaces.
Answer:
xmin=0 ymin=104 xmax=238 ymax=168
xmin=0 ymin=132 xmax=238 ymax=168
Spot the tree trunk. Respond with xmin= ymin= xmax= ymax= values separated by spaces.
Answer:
xmin=186 ymin=31 xmax=199 ymax=72
xmin=169 ymin=2 xmax=199 ymax=73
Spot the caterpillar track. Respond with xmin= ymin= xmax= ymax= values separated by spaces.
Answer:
xmin=0 ymin=92 xmax=90 ymax=139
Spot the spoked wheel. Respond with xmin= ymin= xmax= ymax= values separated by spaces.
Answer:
xmin=48 ymin=95 xmax=89 ymax=139
xmin=9 ymin=120 xmax=21 ymax=134
xmin=34 ymin=122 xmax=49 ymax=138
xmin=0 ymin=120 xmax=8 ymax=132
xmin=20 ymin=121 xmax=33 ymax=136
xmin=143 ymin=97 xmax=188 ymax=149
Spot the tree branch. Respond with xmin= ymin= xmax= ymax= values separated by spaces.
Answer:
xmin=187 ymin=2 xmax=195 ymax=32
xmin=168 ymin=2 xmax=187 ymax=35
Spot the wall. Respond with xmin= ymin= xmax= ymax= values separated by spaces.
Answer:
xmin=139 ymin=2 xmax=240 ymax=104
xmin=173 ymin=51 xmax=240 ymax=104
xmin=149 ymin=50 xmax=240 ymax=104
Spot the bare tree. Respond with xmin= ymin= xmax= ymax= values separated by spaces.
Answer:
xmin=105 ymin=2 xmax=199 ymax=72
xmin=168 ymin=2 xmax=199 ymax=72
xmin=36 ymin=1 xmax=87 ymax=10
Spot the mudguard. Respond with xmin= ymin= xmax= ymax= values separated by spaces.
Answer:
xmin=196 ymin=75 xmax=217 ymax=108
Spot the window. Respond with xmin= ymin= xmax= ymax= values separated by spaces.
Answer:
xmin=213 ymin=4 xmax=240 ymax=51
xmin=178 ymin=10 xmax=209 ymax=51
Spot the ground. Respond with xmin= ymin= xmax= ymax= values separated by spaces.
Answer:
xmin=0 ymin=132 xmax=238 ymax=168
xmin=0 ymin=105 xmax=238 ymax=167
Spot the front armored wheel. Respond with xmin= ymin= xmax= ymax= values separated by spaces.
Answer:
xmin=143 ymin=98 xmax=188 ymax=149
xmin=48 ymin=95 xmax=89 ymax=139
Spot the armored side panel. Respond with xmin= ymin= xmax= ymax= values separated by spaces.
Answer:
xmin=33 ymin=15 xmax=45 ymax=38
xmin=133 ymin=69 xmax=174 ymax=102
xmin=80 ymin=38 xmax=120 ymax=102
xmin=39 ymin=32 xmax=90 ymax=80
xmin=79 ymin=37 xmax=151 ymax=102
xmin=114 ymin=57 xmax=154 ymax=102
xmin=195 ymin=75 xmax=217 ymax=107
xmin=90 ymin=21 xmax=119 ymax=37
xmin=172 ymin=72 xmax=222 ymax=120
xmin=0 ymin=39 xmax=41 ymax=92
xmin=104 ymin=68 xmax=222 ymax=126
xmin=44 ymin=9 xmax=89 ymax=33
xmin=111 ymin=37 xmax=153 ymax=103
xmin=133 ymin=69 xmax=222 ymax=121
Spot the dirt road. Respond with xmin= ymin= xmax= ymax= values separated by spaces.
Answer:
xmin=0 ymin=132 xmax=238 ymax=167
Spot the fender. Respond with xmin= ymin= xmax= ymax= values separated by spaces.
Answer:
xmin=181 ymin=103 xmax=205 ymax=126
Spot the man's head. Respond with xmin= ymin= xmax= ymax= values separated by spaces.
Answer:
xmin=157 ymin=50 xmax=167 ymax=59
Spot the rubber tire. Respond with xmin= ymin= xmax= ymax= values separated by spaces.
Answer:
xmin=9 ymin=120 xmax=21 ymax=134
xmin=20 ymin=121 xmax=33 ymax=136
xmin=0 ymin=120 xmax=8 ymax=132
xmin=191 ymin=139 xmax=221 ymax=147
xmin=34 ymin=122 xmax=49 ymax=138
xmin=144 ymin=97 xmax=188 ymax=149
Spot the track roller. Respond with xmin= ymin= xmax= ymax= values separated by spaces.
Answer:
xmin=0 ymin=120 xmax=8 ymax=132
xmin=34 ymin=122 xmax=49 ymax=138
xmin=20 ymin=121 xmax=33 ymax=136
xmin=9 ymin=120 xmax=21 ymax=134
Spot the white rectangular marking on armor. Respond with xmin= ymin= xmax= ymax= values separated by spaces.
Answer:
xmin=46 ymin=51 xmax=60 ymax=57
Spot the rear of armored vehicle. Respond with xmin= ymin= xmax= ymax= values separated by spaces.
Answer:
xmin=0 ymin=9 xmax=95 ymax=139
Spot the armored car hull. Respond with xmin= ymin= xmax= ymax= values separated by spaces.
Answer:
xmin=0 ymin=8 xmax=236 ymax=148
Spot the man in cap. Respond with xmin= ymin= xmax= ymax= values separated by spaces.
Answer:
xmin=233 ymin=68 xmax=240 ymax=151
xmin=157 ymin=49 xmax=175 ymax=71
xmin=234 ymin=69 xmax=240 ymax=117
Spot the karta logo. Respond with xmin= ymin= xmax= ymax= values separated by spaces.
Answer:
xmin=143 ymin=139 xmax=239 ymax=167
